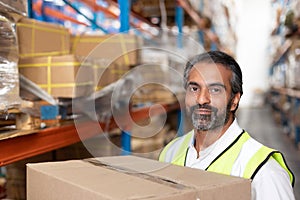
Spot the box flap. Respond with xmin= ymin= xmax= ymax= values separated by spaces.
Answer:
xmin=90 ymin=156 xmax=251 ymax=199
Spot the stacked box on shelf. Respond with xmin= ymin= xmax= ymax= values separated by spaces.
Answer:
xmin=18 ymin=55 xmax=93 ymax=98
xmin=13 ymin=15 xmax=96 ymax=99
xmin=286 ymin=39 xmax=300 ymax=89
xmin=269 ymin=39 xmax=292 ymax=89
xmin=13 ymin=14 xmax=70 ymax=58
xmin=70 ymin=34 xmax=140 ymax=90
xmin=90 ymin=59 xmax=128 ymax=91
xmin=130 ymin=63 xmax=179 ymax=105
xmin=131 ymin=84 xmax=177 ymax=105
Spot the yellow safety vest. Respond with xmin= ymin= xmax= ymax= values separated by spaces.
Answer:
xmin=159 ymin=131 xmax=295 ymax=187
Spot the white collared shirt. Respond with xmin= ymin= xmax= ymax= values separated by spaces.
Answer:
xmin=185 ymin=119 xmax=295 ymax=200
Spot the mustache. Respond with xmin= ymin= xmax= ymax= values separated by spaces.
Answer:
xmin=190 ymin=104 xmax=218 ymax=113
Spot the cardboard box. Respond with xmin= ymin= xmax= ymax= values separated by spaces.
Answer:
xmin=71 ymin=34 xmax=139 ymax=65
xmin=93 ymin=61 xmax=128 ymax=90
xmin=15 ymin=16 xmax=70 ymax=58
xmin=27 ymin=156 xmax=251 ymax=200
xmin=71 ymin=34 xmax=140 ymax=90
xmin=286 ymin=39 xmax=300 ymax=89
xmin=131 ymin=86 xmax=177 ymax=104
xmin=18 ymin=55 xmax=93 ymax=98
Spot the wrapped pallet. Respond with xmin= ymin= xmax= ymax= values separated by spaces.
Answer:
xmin=0 ymin=0 xmax=27 ymax=16
xmin=0 ymin=13 xmax=21 ymax=111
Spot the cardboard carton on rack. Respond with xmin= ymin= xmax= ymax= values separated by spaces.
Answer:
xmin=286 ymin=39 xmax=300 ymax=89
xmin=18 ymin=54 xmax=93 ymax=98
xmin=71 ymin=34 xmax=139 ymax=65
xmin=27 ymin=155 xmax=251 ymax=200
xmin=131 ymin=84 xmax=177 ymax=105
xmin=71 ymin=34 xmax=140 ymax=90
xmin=91 ymin=60 xmax=122 ymax=91
xmin=13 ymin=14 xmax=70 ymax=58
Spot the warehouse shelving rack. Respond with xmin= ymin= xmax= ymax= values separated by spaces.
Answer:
xmin=269 ymin=87 xmax=300 ymax=149
xmin=0 ymin=0 xmax=188 ymax=167
xmin=266 ymin=0 xmax=300 ymax=149
xmin=0 ymin=102 xmax=180 ymax=166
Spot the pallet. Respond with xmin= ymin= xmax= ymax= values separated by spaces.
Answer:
xmin=0 ymin=100 xmax=62 ymax=137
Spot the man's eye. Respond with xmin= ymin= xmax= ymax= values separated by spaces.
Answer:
xmin=209 ymin=87 xmax=223 ymax=94
xmin=189 ymin=86 xmax=199 ymax=92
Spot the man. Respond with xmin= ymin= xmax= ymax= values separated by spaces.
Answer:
xmin=159 ymin=51 xmax=295 ymax=199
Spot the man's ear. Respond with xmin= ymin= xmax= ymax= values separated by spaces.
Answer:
xmin=230 ymin=93 xmax=241 ymax=111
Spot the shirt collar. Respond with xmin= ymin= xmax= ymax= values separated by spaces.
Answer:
xmin=190 ymin=118 xmax=243 ymax=150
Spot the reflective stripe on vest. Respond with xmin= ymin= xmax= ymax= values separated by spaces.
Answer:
xmin=159 ymin=131 xmax=295 ymax=187
xmin=206 ymin=131 xmax=250 ymax=175
xmin=243 ymin=146 xmax=295 ymax=186
xmin=159 ymin=131 xmax=193 ymax=164
xmin=159 ymin=137 xmax=180 ymax=162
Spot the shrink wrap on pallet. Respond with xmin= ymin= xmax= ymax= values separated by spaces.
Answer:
xmin=0 ymin=13 xmax=21 ymax=111
xmin=0 ymin=0 xmax=27 ymax=16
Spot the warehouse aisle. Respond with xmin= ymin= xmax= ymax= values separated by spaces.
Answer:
xmin=237 ymin=106 xmax=300 ymax=199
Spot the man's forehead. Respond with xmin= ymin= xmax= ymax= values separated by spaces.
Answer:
xmin=190 ymin=63 xmax=230 ymax=76
xmin=187 ymin=63 xmax=232 ymax=86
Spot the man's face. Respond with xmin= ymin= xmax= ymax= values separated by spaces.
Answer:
xmin=185 ymin=62 xmax=239 ymax=131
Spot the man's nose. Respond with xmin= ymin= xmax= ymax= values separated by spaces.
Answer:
xmin=196 ymin=89 xmax=211 ymax=105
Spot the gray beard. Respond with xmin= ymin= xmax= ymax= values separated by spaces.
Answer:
xmin=191 ymin=103 xmax=231 ymax=131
